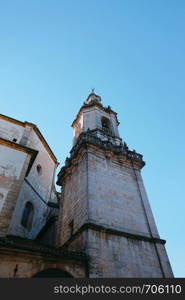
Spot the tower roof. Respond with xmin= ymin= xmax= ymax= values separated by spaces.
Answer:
xmin=84 ymin=92 xmax=101 ymax=105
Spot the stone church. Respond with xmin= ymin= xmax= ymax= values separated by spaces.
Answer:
xmin=0 ymin=92 xmax=173 ymax=278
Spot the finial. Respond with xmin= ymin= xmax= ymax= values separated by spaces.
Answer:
xmin=91 ymin=88 xmax=95 ymax=94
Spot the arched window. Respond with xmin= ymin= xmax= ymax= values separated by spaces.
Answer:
xmin=101 ymin=117 xmax=112 ymax=135
xmin=21 ymin=202 xmax=34 ymax=230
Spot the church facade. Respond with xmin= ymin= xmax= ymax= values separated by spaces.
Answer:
xmin=0 ymin=93 xmax=173 ymax=277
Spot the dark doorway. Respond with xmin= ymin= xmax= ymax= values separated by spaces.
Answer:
xmin=33 ymin=268 xmax=73 ymax=278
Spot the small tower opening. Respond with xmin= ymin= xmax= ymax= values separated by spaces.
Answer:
xmin=101 ymin=117 xmax=112 ymax=135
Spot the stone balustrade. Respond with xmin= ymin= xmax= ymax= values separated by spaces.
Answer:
xmin=57 ymin=130 xmax=145 ymax=185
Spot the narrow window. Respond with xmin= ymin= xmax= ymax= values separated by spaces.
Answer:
xmin=36 ymin=164 xmax=42 ymax=175
xmin=21 ymin=202 xmax=34 ymax=230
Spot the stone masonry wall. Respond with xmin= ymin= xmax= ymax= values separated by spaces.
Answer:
xmin=58 ymin=144 xmax=173 ymax=277
xmin=0 ymin=249 xmax=85 ymax=278
xmin=73 ymin=106 xmax=119 ymax=145
xmin=57 ymin=151 xmax=88 ymax=246
xmin=0 ymin=145 xmax=28 ymax=214
xmin=8 ymin=180 xmax=49 ymax=239
xmin=8 ymin=127 xmax=57 ymax=239
xmin=86 ymin=229 xmax=173 ymax=278
xmin=26 ymin=128 xmax=56 ymax=203
xmin=0 ymin=119 xmax=24 ymax=143
xmin=0 ymin=147 xmax=31 ymax=237
xmin=87 ymin=146 xmax=159 ymax=238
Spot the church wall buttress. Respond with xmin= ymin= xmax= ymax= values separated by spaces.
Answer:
xmin=87 ymin=229 xmax=168 ymax=278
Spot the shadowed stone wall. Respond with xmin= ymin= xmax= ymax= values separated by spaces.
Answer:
xmin=86 ymin=229 xmax=173 ymax=278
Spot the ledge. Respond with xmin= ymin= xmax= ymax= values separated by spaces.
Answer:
xmin=0 ymin=114 xmax=59 ymax=165
xmin=0 ymin=137 xmax=38 ymax=177
xmin=71 ymin=101 xmax=119 ymax=127
xmin=60 ymin=222 xmax=166 ymax=249
xmin=0 ymin=236 xmax=87 ymax=261
xmin=57 ymin=130 xmax=145 ymax=185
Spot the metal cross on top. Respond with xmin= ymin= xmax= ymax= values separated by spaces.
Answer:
xmin=91 ymin=88 xmax=95 ymax=94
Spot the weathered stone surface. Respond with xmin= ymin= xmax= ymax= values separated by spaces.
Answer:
xmin=0 ymin=115 xmax=59 ymax=239
xmin=86 ymin=229 xmax=173 ymax=278
xmin=57 ymin=152 xmax=88 ymax=246
xmin=0 ymin=245 xmax=86 ymax=278
xmin=57 ymin=95 xmax=174 ymax=278
xmin=0 ymin=94 xmax=174 ymax=278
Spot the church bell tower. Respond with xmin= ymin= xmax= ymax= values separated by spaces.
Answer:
xmin=57 ymin=92 xmax=173 ymax=278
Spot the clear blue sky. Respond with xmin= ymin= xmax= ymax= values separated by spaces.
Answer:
xmin=0 ymin=0 xmax=185 ymax=277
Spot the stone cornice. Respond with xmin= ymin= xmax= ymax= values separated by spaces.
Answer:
xmin=60 ymin=222 xmax=166 ymax=250
xmin=0 ymin=237 xmax=87 ymax=261
xmin=71 ymin=102 xmax=119 ymax=128
xmin=0 ymin=114 xmax=25 ymax=127
xmin=57 ymin=130 xmax=145 ymax=186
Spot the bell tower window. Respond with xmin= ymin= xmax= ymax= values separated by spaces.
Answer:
xmin=101 ymin=117 xmax=112 ymax=135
